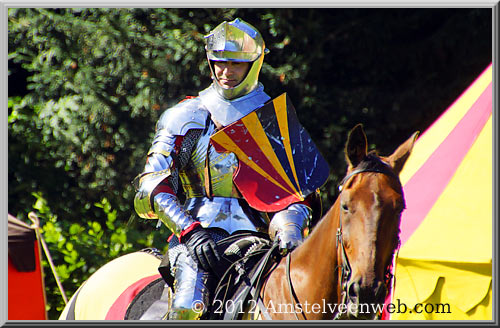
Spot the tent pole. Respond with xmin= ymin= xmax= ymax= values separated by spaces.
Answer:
xmin=28 ymin=212 xmax=68 ymax=305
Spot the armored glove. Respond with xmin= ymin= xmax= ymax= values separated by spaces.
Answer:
xmin=274 ymin=225 xmax=303 ymax=255
xmin=181 ymin=225 xmax=221 ymax=274
xmin=269 ymin=204 xmax=311 ymax=255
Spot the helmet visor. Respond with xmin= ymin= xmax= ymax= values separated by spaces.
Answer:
xmin=206 ymin=50 xmax=259 ymax=62
xmin=205 ymin=18 xmax=264 ymax=63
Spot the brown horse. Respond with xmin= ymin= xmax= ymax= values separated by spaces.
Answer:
xmin=59 ymin=124 xmax=417 ymax=320
xmin=261 ymin=124 xmax=418 ymax=320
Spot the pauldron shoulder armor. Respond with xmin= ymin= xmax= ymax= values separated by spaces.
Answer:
xmin=156 ymin=97 xmax=208 ymax=136
xmin=147 ymin=98 xmax=209 ymax=158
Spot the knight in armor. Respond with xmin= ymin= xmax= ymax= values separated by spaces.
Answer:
xmin=134 ymin=18 xmax=324 ymax=320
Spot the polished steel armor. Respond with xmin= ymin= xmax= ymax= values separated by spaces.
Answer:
xmin=205 ymin=18 xmax=267 ymax=100
xmin=269 ymin=203 xmax=312 ymax=254
xmin=168 ymin=246 xmax=211 ymax=319
xmin=199 ymin=83 xmax=270 ymax=126
xmin=134 ymin=18 xmax=315 ymax=320
xmin=134 ymin=84 xmax=313 ymax=319
xmin=134 ymin=85 xmax=273 ymax=237
xmin=184 ymin=197 xmax=268 ymax=234
xmin=177 ymin=117 xmax=240 ymax=199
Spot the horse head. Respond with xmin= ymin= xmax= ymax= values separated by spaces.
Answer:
xmin=337 ymin=124 xmax=418 ymax=319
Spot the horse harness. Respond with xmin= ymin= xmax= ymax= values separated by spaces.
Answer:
xmin=286 ymin=157 xmax=401 ymax=320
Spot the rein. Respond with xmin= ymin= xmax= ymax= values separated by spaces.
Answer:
xmin=285 ymin=159 xmax=401 ymax=320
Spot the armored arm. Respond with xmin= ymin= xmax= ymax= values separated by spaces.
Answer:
xmin=134 ymin=100 xmax=207 ymax=236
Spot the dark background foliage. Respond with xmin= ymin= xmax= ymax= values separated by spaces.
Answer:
xmin=8 ymin=8 xmax=492 ymax=319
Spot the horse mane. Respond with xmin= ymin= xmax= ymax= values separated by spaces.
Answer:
xmin=352 ymin=152 xmax=402 ymax=188
xmin=354 ymin=151 xmax=389 ymax=173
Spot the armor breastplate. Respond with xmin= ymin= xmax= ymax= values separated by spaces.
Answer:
xmin=178 ymin=120 xmax=240 ymax=199
xmin=178 ymin=122 xmax=268 ymax=234
xmin=179 ymin=84 xmax=270 ymax=199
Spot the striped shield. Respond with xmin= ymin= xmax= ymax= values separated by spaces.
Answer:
xmin=210 ymin=93 xmax=329 ymax=212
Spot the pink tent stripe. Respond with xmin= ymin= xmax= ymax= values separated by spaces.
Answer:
xmin=399 ymin=82 xmax=492 ymax=246
xmin=416 ymin=63 xmax=492 ymax=141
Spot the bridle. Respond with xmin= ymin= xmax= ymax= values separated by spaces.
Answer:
xmin=334 ymin=161 xmax=401 ymax=320
xmin=286 ymin=157 xmax=402 ymax=320
xmin=333 ymin=203 xmax=352 ymax=319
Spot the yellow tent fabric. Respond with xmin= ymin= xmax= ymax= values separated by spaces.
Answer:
xmin=391 ymin=64 xmax=493 ymax=320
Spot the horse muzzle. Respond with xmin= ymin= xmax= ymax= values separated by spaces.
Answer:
xmin=344 ymin=278 xmax=387 ymax=320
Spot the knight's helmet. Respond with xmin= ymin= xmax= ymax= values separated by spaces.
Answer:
xmin=205 ymin=18 xmax=268 ymax=100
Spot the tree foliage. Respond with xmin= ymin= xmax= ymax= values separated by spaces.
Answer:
xmin=8 ymin=8 xmax=491 ymax=319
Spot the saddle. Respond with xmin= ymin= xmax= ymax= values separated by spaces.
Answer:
xmin=127 ymin=232 xmax=280 ymax=320
xmin=209 ymin=232 xmax=280 ymax=320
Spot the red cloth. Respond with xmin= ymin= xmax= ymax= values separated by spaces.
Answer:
xmin=8 ymin=242 xmax=47 ymax=320
xmin=105 ymin=274 xmax=161 ymax=320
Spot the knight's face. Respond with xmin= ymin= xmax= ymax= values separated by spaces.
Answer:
xmin=212 ymin=61 xmax=250 ymax=88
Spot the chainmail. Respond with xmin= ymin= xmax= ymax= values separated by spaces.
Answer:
xmin=165 ymin=129 xmax=202 ymax=195
xmin=166 ymin=170 xmax=180 ymax=194
xmin=178 ymin=129 xmax=202 ymax=169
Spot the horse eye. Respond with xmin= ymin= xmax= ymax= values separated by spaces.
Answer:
xmin=341 ymin=203 xmax=349 ymax=212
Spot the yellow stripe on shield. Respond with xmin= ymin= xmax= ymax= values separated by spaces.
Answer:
xmin=211 ymin=130 xmax=299 ymax=199
xmin=273 ymin=94 xmax=304 ymax=200
xmin=240 ymin=111 xmax=301 ymax=199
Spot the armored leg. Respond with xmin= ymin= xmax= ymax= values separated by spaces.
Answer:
xmin=167 ymin=241 xmax=213 ymax=320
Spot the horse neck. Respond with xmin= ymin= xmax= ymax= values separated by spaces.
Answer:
xmin=291 ymin=197 xmax=342 ymax=300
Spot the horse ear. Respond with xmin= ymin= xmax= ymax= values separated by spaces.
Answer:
xmin=345 ymin=124 xmax=368 ymax=169
xmin=386 ymin=131 xmax=419 ymax=175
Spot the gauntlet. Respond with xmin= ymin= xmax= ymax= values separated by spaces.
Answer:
xmin=269 ymin=203 xmax=311 ymax=255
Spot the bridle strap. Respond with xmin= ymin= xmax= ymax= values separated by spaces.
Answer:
xmin=338 ymin=165 xmax=399 ymax=192
xmin=333 ymin=214 xmax=352 ymax=320
xmin=337 ymin=213 xmax=352 ymax=285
